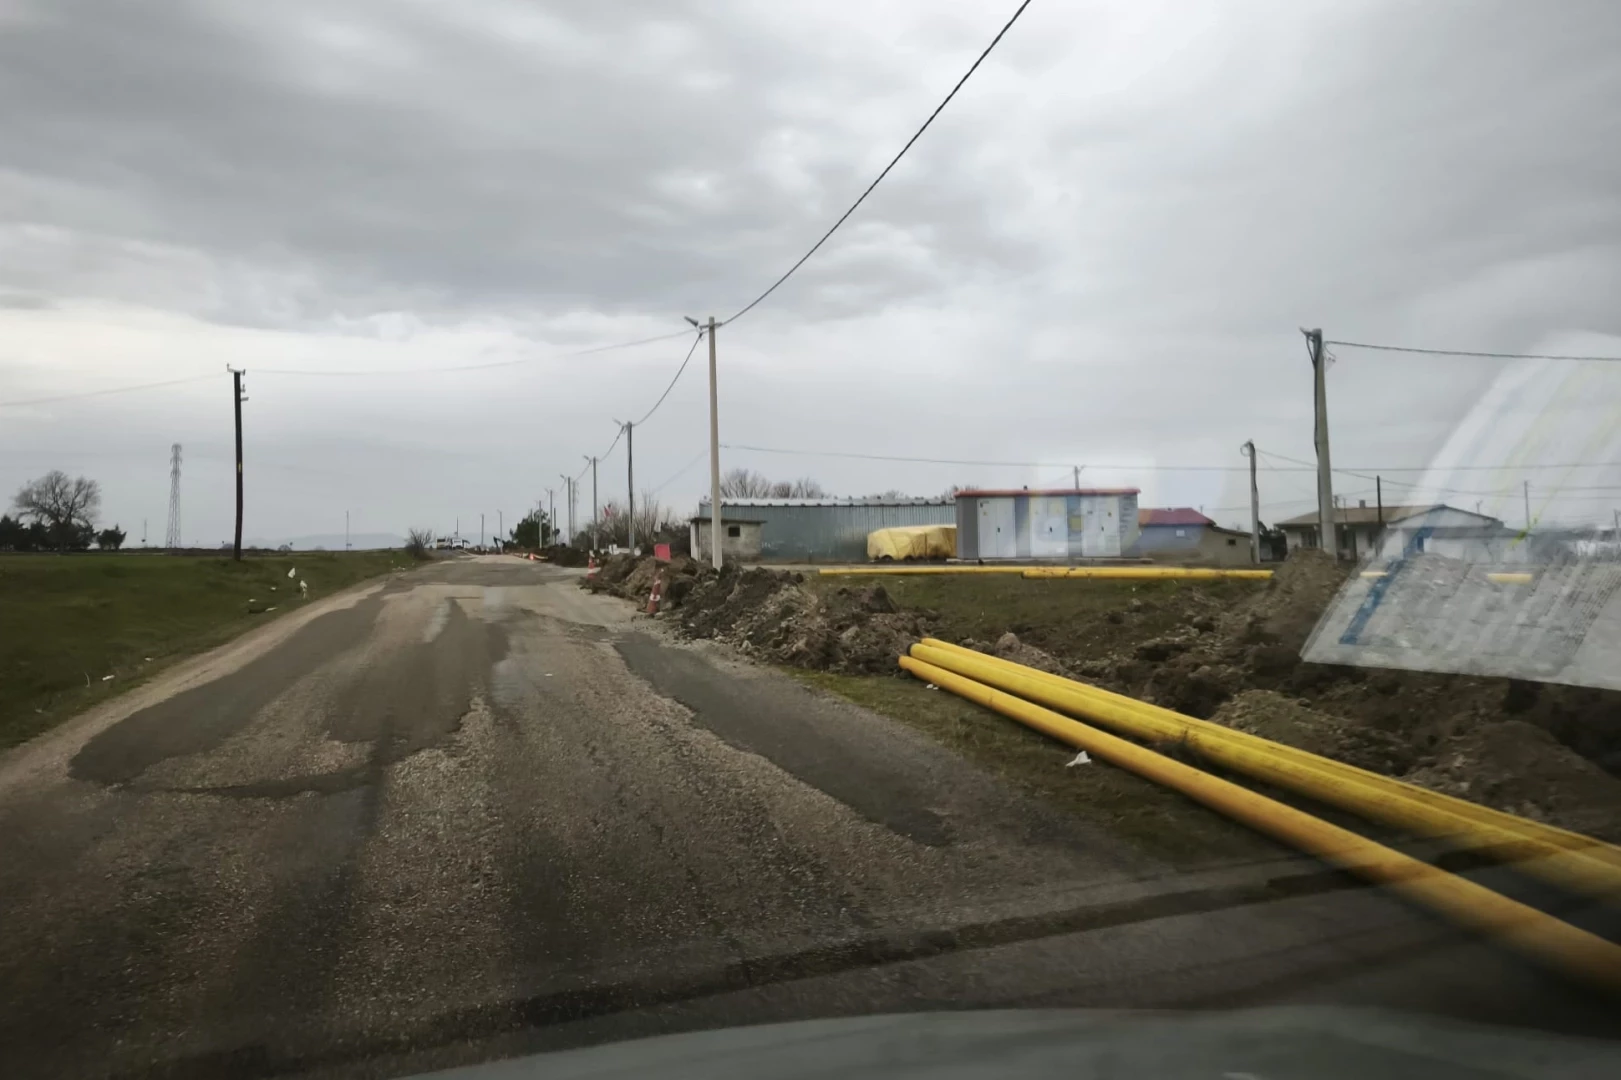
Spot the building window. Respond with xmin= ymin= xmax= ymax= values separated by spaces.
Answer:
xmin=727 ymin=525 xmax=741 ymax=538
xmin=1227 ymin=538 xmax=1236 ymax=546
xmin=1174 ymin=529 xmax=1186 ymax=537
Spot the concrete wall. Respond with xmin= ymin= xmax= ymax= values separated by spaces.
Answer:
xmin=691 ymin=519 xmax=763 ymax=561
xmin=1133 ymin=524 xmax=1255 ymax=566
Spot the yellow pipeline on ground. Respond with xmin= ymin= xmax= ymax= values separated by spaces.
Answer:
xmin=900 ymin=653 xmax=1621 ymax=992
xmin=1022 ymin=567 xmax=1274 ymax=580
xmin=915 ymin=638 xmax=1621 ymax=887
xmin=818 ymin=565 xmax=1034 ymax=576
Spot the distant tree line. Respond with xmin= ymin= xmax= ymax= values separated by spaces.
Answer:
xmin=2 ymin=470 xmax=125 ymax=551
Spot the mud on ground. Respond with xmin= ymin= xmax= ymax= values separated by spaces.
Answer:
xmin=584 ymin=551 xmax=1621 ymax=840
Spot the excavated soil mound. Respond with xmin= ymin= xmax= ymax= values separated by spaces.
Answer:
xmin=1403 ymin=719 xmax=1621 ymax=841
xmin=1211 ymin=690 xmax=1416 ymax=776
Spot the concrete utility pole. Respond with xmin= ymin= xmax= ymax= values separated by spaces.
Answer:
xmin=585 ymin=456 xmax=598 ymax=550
xmin=1523 ymin=480 xmax=1532 ymax=532
xmin=1241 ymin=441 xmax=1259 ymax=564
xmin=480 ymin=512 xmax=484 ymax=550
xmin=498 ymin=510 xmax=503 ymax=546
xmin=559 ymin=474 xmax=573 ymax=547
xmin=1304 ymin=328 xmax=1334 ymax=557
xmin=1073 ymin=465 xmax=1080 ymax=490
xmin=626 ymin=422 xmax=636 ymax=552
xmin=230 ymin=367 xmax=246 ymax=560
xmin=706 ymin=317 xmax=722 ymax=569
xmin=346 ymin=510 xmax=351 ymax=550
xmin=546 ymin=490 xmax=554 ymax=546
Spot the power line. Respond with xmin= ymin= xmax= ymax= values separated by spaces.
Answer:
xmin=649 ymin=448 xmax=710 ymax=495
xmin=1324 ymin=339 xmax=1621 ymax=363
xmin=724 ymin=0 xmax=1035 ymax=325
xmin=0 ymin=373 xmax=217 ymax=409
xmin=253 ymin=329 xmax=695 ymax=377
xmin=631 ymin=331 xmax=705 ymax=427
xmin=721 ymin=443 xmax=1254 ymax=470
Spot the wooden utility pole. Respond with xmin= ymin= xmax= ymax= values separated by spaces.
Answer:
xmin=230 ymin=367 xmax=246 ymax=560
xmin=1241 ymin=441 xmax=1259 ymax=564
xmin=1304 ymin=329 xmax=1334 ymax=556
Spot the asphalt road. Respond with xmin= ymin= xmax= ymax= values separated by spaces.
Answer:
xmin=0 ymin=556 xmax=1614 ymax=1079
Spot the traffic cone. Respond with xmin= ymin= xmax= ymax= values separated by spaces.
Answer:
xmin=646 ymin=569 xmax=664 ymax=614
xmin=587 ymin=553 xmax=598 ymax=579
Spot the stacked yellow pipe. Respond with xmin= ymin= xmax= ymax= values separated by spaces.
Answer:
xmin=900 ymin=652 xmax=1621 ymax=992
xmin=818 ymin=565 xmax=1272 ymax=579
xmin=913 ymin=639 xmax=1621 ymax=896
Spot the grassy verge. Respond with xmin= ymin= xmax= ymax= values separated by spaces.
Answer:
xmin=0 ymin=550 xmax=409 ymax=749
xmin=805 ymin=573 xmax=1264 ymax=662
xmin=792 ymin=669 xmax=1279 ymax=866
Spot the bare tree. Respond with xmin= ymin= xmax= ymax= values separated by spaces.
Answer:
xmin=14 ymin=470 xmax=100 ymax=549
xmin=720 ymin=468 xmax=773 ymax=498
xmin=768 ymin=480 xmax=793 ymax=498
xmin=789 ymin=477 xmax=827 ymax=498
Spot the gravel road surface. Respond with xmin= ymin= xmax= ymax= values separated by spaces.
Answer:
xmin=0 ymin=556 xmax=1612 ymax=1079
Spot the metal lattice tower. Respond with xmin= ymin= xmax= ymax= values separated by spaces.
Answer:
xmin=165 ymin=443 xmax=182 ymax=549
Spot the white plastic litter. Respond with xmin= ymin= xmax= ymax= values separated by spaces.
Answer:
xmin=1064 ymin=751 xmax=1091 ymax=767
xmin=299 ymin=579 xmax=308 ymax=597
xmin=100 ymin=674 xmax=115 ymax=682
xmin=287 ymin=567 xmax=296 ymax=579
xmin=925 ymin=683 xmax=938 ymax=690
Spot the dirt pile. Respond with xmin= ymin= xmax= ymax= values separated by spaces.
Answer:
xmin=1404 ymin=719 xmax=1621 ymax=842
xmin=678 ymin=573 xmax=929 ymax=674
xmin=1211 ymin=690 xmax=1416 ymax=776
xmin=543 ymin=545 xmax=589 ymax=567
xmin=580 ymin=557 xmax=928 ymax=673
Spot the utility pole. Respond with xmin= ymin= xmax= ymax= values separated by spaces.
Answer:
xmin=480 ymin=512 xmax=485 ymax=550
xmin=1376 ymin=476 xmax=1384 ymax=527
xmin=1241 ymin=441 xmax=1259 ymax=564
xmin=346 ymin=510 xmax=350 ymax=550
xmin=546 ymin=489 xmax=555 ymax=547
xmin=706 ymin=317 xmax=722 ymax=569
xmin=230 ymin=367 xmax=246 ymax=560
xmin=627 ymin=422 xmax=636 ymax=552
xmin=498 ymin=510 xmax=503 ymax=548
xmin=585 ymin=456 xmax=598 ymax=550
xmin=141 ymin=519 xmax=147 ymax=547
xmin=1304 ymin=328 xmax=1334 ymax=557
xmin=559 ymin=474 xmax=573 ymax=547
xmin=1523 ymin=480 xmax=1532 ymax=532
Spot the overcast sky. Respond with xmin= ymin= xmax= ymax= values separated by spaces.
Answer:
xmin=3 ymin=0 xmax=1620 ymax=545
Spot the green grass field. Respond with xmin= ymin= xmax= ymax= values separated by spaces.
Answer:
xmin=0 ymin=551 xmax=407 ymax=749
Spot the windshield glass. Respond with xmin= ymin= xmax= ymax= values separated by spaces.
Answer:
xmin=2 ymin=2 xmax=1619 ymax=1078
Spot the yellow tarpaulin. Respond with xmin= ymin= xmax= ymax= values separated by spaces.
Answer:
xmin=867 ymin=525 xmax=957 ymax=562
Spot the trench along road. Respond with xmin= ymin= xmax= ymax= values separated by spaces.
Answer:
xmin=0 ymin=555 xmax=1614 ymax=1078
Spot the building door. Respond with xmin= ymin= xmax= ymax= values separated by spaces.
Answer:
xmin=978 ymin=498 xmax=1016 ymax=559
xmin=1029 ymin=497 xmax=1067 ymax=558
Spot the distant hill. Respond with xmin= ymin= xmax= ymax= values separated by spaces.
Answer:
xmin=251 ymin=532 xmax=408 ymax=551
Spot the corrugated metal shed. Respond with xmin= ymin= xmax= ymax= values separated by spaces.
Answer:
xmin=696 ymin=498 xmax=955 ymax=562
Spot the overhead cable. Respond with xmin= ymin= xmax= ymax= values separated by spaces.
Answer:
xmin=724 ymin=0 xmax=1035 ymax=325
xmin=1324 ymin=339 xmax=1621 ymax=363
xmin=254 ymin=329 xmax=695 ymax=377
xmin=0 ymin=373 xmax=218 ymax=409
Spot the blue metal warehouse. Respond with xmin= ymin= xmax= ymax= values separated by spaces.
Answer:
xmin=694 ymin=497 xmax=955 ymax=562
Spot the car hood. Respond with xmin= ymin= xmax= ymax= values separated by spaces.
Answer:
xmin=421 ymin=1007 xmax=1618 ymax=1079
